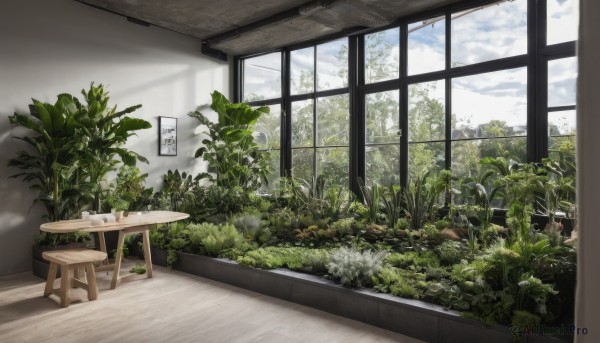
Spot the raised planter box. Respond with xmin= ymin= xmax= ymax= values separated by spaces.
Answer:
xmin=150 ymin=247 xmax=569 ymax=343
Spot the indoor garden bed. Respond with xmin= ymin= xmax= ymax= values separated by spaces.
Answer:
xmin=148 ymin=247 xmax=570 ymax=343
xmin=12 ymin=88 xmax=577 ymax=343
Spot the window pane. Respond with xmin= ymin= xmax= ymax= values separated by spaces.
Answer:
xmin=292 ymin=148 xmax=313 ymax=184
xmin=365 ymin=28 xmax=400 ymax=84
xmin=451 ymin=0 xmax=527 ymax=67
xmin=317 ymin=94 xmax=349 ymax=146
xmin=408 ymin=15 xmax=445 ymax=75
xmin=549 ymin=136 xmax=576 ymax=156
xmin=408 ymin=142 xmax=445 ymax=180
xmin=547 ymin=0 xmax=579 ymax=45
xmin=291 ymin=47 xmax=314 ymax=95
xmin=365 ymin=145 xmax=400 ymax=186
xmin=549 ymin=110 xmax=576 ymax=136
xmin=409 ymin=81 xmax=445 ymax=142
xmin=366 ymin=90 xmax=400 ymax=144
xmin=317 ymin=38 xmax=348 ymax=90
xmin=254 ymin=104 xmax=281 ymax=149
xmin=451 ymin=138 xmax=527 ymax=178
xmin=243 ymin=52 xmax=281 ymax=101
xmin=258 ymin=150 xmax=281 ymax=193
xmin=316 ymin=148 xmax=349 ymax=189
xmin=452 ymin=67 xmax=527 ymax=139
xmin=548 ymin=57 xmax=577 ymax=107
xmin=291 ymin=100 xmax=313 ymax=148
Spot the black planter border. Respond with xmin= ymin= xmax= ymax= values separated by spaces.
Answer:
xmin=151 ymin=247 xmax=569 ymax=343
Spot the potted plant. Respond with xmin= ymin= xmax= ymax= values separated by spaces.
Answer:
xmin=113 ymin=165 xmax=154 ymax=214
xmin=107 ymin=195 xmax=129 ymax=221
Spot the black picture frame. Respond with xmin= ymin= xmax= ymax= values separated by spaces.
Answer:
xmin=159 ymin=116 xmax=177 ymax=156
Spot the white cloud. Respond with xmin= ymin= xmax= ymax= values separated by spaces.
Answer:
xmin=452 ymin=67 xmax=528 ymax=128
xmin=547 ymin=0 xmax=579 ymax=45
xmin=451 ymin=0 xmax=527 ymax=66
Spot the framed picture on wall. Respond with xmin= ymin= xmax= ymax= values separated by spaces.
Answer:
xmin=159 ymin=116 xmax=177 ymax=156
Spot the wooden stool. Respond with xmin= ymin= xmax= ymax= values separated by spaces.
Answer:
xmin=42 ymin=249 xmax=107 ymax=308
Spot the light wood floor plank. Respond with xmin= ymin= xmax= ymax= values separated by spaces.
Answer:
xmin=0 ymin=260 xmax=425 ymax=343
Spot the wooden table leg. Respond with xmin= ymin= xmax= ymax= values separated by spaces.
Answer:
xmin=110 ymin=230 xmax=125 ymax=289
xmin=142 ymin=228 xmax=153 ymax=278
xmin=44 ymin=262 xmax=58 ymax=297
xmin=97 ymin=231 xmax=109 ymax=269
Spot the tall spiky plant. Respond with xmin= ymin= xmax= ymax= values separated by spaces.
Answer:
xmin=357 ymin=177 xmax=382 ymax=224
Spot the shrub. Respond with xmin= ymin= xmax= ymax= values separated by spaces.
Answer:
xmin=436 ymin=240 xmax=467 ymax=265
xmin=387 ymin=251 xmax=440 ymax=271
xmin=237 ymin=249 xmax=285 ymax=269
xmin=327 ymin=247 xmax=388 ymax=287
xmin=129 ymin=263 xmax=147 ymax=274
xmin=231 ymin=213 xmax=272 ymax=244
xmin=300 ymin=249 xmax=332 ymax=274
xmin=372 ymin=267 xmax=427 ymax=299
xmin=268 ymin=207 xmax=295 ymax=239
xmin=188 ymin=223 xmax=243 ymax=256
xmin=329 ymin=218 xmax=355 ymax=237
xmin=232 ymin=213 xmax=262 ymax=234
xmin=236 ymin=246 xmax=332 ymax=272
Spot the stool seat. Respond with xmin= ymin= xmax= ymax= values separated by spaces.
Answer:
xmin=43 ymin=249 xmax=107 ymax=265
xmin=42 ymin=249 xmax=107 ymax=308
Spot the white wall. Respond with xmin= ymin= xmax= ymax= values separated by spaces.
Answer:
xmin=575 ymin=0 xmax=600 ymax=341
xmin=0 ymin=0 xmax=229 ymax=276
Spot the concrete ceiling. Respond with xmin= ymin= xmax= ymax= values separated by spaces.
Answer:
xmin=78 ymin=0 xmax=464 ymax=56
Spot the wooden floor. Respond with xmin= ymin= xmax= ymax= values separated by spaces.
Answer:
xmin=0 ymin=260 xmax=424 ymax=343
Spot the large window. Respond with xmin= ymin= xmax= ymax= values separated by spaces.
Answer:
xmin=451 ymin=68 xmax=528 ymax=178
xmin=547 ymin=57 xmax=577 ymax=156
xmin=365 ymin=28 xmax=400 ymax=84
xmin=451 ymin=0 xmax=527 ymax=67
xmin=365 ymin=90 xmax=400 ymax=185
xmin=408 ymin=81 xmax=445 ymax=179
xmin=290 ymin=38 xmax=350 ymax=189
xmin=408 ymin=15 xmax=445 ymax=75
xmin=238 ymin=0 xmax=578 ymax=193
xmin=242 ymin=52 xmax=281 ymax=102
xmin=242 ymin=52 xmax=283 ymax=190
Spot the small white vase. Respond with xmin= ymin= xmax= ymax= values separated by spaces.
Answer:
xmin=114 ymin=211 xmax=124 ymax=221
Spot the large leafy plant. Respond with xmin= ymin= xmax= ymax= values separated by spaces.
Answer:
xmin=189 ymin=91 xmax=272 ymax=192
xmin=8 ymin=83 xmax=151 ymax=221
xmin=8 ymin=93 xmax=88 ymax=221
xmin=75 ymin=84 xmax=151 ymax=211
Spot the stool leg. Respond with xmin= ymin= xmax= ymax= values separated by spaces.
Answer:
xmin=86 ymin=263 xmax=98 ymax=301
xmin=44 ymin=262 xmax=58 ymax=297
xmin=60 ymin=265 xmax=71 ymax=308
xmin=81 ymin=266 xmax=88 ymax=284
xmin=73 ymin=268 xmax=80 ymax=288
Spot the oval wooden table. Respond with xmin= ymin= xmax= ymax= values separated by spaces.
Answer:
xmin=40 ymin=211 xmax=189 ymax=289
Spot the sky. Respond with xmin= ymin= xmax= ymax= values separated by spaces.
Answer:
xmin=243 ymin=0 xmax=578 ymax=135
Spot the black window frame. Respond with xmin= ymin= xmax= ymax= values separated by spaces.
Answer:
xmin=234 ymin=0 xmax=577 ymax=195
